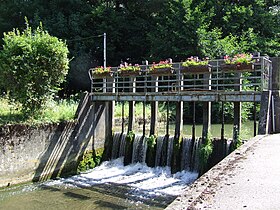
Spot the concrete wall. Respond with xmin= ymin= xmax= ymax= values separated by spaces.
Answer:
xmin=0 ymin=93 xmax=106 ymax=188
xmin=0 ymin=123 xmax=74 ymax=187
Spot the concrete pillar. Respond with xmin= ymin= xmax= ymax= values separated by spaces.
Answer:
xmin=202 ymin=73 xmax=211 ymax=141
xmin=258 ymin=91 xmax=272 ymax=134
xmin=271 ymin=57 xmax=280 ymax=133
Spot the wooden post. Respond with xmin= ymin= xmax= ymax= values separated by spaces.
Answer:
xmin=172 ymin=73 xmax=183 ymax=173
xmin=102 ymin=76 xmax=114 ymax=161
xmin=202 ymin=73 xmax=211 ymax=141
xmin=174 ymin=101 xmax=183 ymax=139
xmin=233 ymin=72 xmax=242 ymax=142
xmin=150 ymin=76 xmax=158 ymax=136
xmin=192 ymin=101 xmax=196 ymax=141
xmin=174 ymin=73 xmax=184 ymax=139
xmin=166 ymin=101 xmax=170 ymax=136
xmin=128 ymin=77 xmax=136 ymax=132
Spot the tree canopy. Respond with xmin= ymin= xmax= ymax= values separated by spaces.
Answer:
xmin=0 ymin=0 xmax=279 ymax=91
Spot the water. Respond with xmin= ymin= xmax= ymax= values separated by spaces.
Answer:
xmin=124 ymin=121 xmax=256 ymax=140
xmin=132 ymin=136 xmax=147 ymax=163
xmin=0 ymin=121 xmax=252 ymax=209
xmin=0 ymin=158 xmax=198 ymax=210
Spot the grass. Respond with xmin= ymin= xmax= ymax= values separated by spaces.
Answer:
xmin=114 ymin=102 xmax=167 ymax=122
xmin=0 ymin=97 xmax=78 ymax=125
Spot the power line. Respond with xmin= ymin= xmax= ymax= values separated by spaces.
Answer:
xmin=67 ymin=34 xmax=104 ymax=42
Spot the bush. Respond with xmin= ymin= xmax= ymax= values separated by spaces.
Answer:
xmin=0 ymin=20 xmax=69 ymax=116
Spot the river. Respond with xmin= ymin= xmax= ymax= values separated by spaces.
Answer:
xmin=0 ymin=121 xmax=255 ymax=209
xmin=0 ymin=158 xmax=198 ymax=210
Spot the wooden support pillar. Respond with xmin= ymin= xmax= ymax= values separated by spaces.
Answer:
xmin=202 ymin=73 xmax=211 ymax=141
xmin=150 ymin=76 xmax=158 ymax=136
xmin=233 ymin=72 xmax=242 ymax=141
xmin=102 ymin=76 xmax=115 ymax=161
xmin=128 ymin=77 xmax=136 ymax=132
xmin=166 ymin=101 xmax=170 ymax=136
xmin=233 ymin=102 xmax=241 ymax=139
xmin=172 ymin=73 xmax=183 ymax=173
xmin=174 ymin=73 xmax=184 ymax=139
xmin=103 ymin=101 xmax=114 ymax=161
xmin=174 ymin=101 xmax=183 ymax=139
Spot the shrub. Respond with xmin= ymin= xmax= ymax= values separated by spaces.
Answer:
xmin=0 ymin=20 xmax=69 ymax=116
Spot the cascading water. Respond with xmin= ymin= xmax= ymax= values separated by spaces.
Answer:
xmin=191 ymin=138 xmax=201 ymax=172
xmin=155 ymin=136 xmax=165 ymax=167
xmin=166 ymin=137 xmax=174 ymax=167
xmin=181 ymin=138 xmax=192 ymax=171
xmin=111 ymin=132 xmax=122 ymax=159
xmin=118 ymin=133 xmax=127 ymax=157
xmin=181 ymin=138 xmax=201 ymax=172
xmin=132 ymin=135 xmax=147 ymax=163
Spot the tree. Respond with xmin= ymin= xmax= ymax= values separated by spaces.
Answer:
xmin=0 ymin=21 xmax=69 ymax=116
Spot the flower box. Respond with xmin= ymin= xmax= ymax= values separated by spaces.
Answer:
xmin=92 ymin=71 xmax=113 ymax=79
xmin=148 ymin=67 xmax=174 ymax=76
xmin=221 ymin=63 xmax=254 ymax=72
xmin=117 ymin=70 xmax=141 ymax=77
xmin=180 ymin=65 xmax=210 ymax=74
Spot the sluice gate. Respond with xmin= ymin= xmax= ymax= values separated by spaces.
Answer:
xmin=88 ymin=56 xmax=277 ymax=173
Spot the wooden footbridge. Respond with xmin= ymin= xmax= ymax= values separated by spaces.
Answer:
xmin=88 ymin=56 xmax=279 ymax=155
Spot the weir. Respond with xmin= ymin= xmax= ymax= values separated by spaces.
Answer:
xmin=88 ymin=56 xmax=279 ymax=173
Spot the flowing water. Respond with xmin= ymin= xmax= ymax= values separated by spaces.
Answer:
xmin=0 ymin=158 xmax=198 ymax=210
xmin=0 ymin=121 xmax=252 ymax=209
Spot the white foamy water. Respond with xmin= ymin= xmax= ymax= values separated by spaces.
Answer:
xmin=46 ymin=158 xmax=198 ymax=201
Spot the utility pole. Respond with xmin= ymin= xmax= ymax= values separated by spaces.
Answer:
xmin=104 ymin=33 xmax=106 ymax=70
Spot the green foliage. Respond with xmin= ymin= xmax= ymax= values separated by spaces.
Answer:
xmin=224 ymin=53 xmax=253 ymax=64
xmin=92 ymin=66 xmax=111 ymax=74
xmin=146 ymin=135 xmax=157 ymax=148
xmin=0 ymin=97 xmax=78 ymax=125
xmin=0 ymin=20 xmax=69 ymax=116
xmin=119 ymin=64 xmax=141 ymax=72
xmin=151 ymin=60 xmax=172 ymax=70
xmin=182 ymin=56 xmax=208 ymax=67
xmin=232 ymin=126 xmax=242 ymax=150
xmin=126 ymin=130 xmax=135 ymax=143
xmin=199 ymin=135 xmax=213 ymax=170
xmin=77 ymin=150 xmax=103 ymax=173
xmin=0 ymin=0 xmax=279 ymax=92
